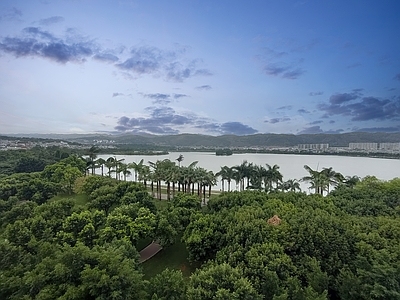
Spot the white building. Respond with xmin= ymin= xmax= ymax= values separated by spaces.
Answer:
xmin=298 ymin=144 xmax=329 ymax=150
xmin=379 ymin=143 xmax=400 ymax=151
xmin=349 ymin=143 xmax=378 ymax=151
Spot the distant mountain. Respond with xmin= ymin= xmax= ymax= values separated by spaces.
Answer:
xmin=4 ymin=132 xmax=400 ymax=148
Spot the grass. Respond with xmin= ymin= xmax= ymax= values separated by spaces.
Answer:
xmin=49 ymin=193 xmax=89 ymax=207
xmin=151 ymin=198 xmax=170 ymax=211
xmin=141 ymin=239 xmax=201 ymax=279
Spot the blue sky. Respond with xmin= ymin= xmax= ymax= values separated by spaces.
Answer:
xmin=1 ymin=0 xmax=399 ymax=135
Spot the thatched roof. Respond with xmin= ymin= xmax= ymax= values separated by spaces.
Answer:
xmin=267 ymin=215 xmax=281 ymax=226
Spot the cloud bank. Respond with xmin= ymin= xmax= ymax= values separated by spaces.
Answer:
xmin=0 ymin=27 xmax=212 ymax=82
xmin=114 ymin=106 xmax=257 ymax=135
xmin=318 ymin=92 xmax=400 ymax=121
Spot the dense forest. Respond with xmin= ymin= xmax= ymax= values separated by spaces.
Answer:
xmin=0 ymin=147 xmax=399 ymax=299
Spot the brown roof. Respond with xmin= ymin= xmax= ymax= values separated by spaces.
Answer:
xmin=267 ymin=215 xmax=281 ymax=226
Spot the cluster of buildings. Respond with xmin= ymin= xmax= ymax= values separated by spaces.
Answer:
xmin=0 ymin=139 xmax=78 ymax=150
xmin=0 ymin=138 xmax=118 ymax=151
xmin=298 ymin=142 xmax=400 ymax=153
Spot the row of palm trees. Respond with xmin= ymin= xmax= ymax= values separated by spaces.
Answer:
xmin=302 ymin=165 xmax=359 ymax=195
xmin=84 ymin=148 xmax=217 ymax=201
xmin=216 ymin=160 xmax=300 ymax=193
xmin=84 ymin=146 xmax=356 ymax=198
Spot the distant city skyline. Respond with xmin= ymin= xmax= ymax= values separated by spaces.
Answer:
xmin=0 ymin=0 xmax=399 ymax=135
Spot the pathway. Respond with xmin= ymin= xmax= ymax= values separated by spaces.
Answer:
xmin=139 ymin=241 xmax=162 ymax=263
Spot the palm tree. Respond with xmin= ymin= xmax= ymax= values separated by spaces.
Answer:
xmin=176 ymin=154 xmax=184 ymax=167
xmin=149 ymin=160 xmax=163 ymax=200
xmin=233 ymin=160 xmax=250 ymax=191
xmin=265 ymin=164 xmax=283 ymax=192
xmin=302 ymin=165 xmax=322 ymax=194
xmin=119 ymin=163 xmax=131 ymax=181
xmin=115 ymin=157 xmax=126 ymax=180
xmin=96 ymin=158 xmax=106 ymax=176
xmin=343 ymin=175 xmax=360 ymax=189
xmin=86 ymin=145 xmax=100 ymax=175
xmin=138 ymin=165 xmax=151 ymax=188
xmin=181 ymin=161 xmax=198 ymax=194
xmin=195 ymin=167 xmax=208 ymax=200
xmin=281 ymin=179 xmax=301 ymax=192
xmin=302 ymin=166 xmax=343 ymax=195
xmin=168 ymin=164 xmax=180 ymax=198
xmin=206 ymin=170 xmax=217 ymax=199
xmin=82 ymin=156 xmax=92 ymax=176
xmin=128 ymin=159 xmax=144 ymax=182
xmin=224 ymin=166 xmax=235 ymax=192
xmin=216 ymin=166 xmax=228 ymax=192
xmin=105 ymin=157 xmax=115 ymax=177
xmin=249 ymin=164 xmax=266 ymax=190
xmin=160 ymin=159 xmax=177 ymax=200
xmin=321 ymin=167 xmax=344 ymax=193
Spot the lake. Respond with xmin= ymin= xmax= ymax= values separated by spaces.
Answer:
xmin=98 ymin=152 xmax=400 ymax=192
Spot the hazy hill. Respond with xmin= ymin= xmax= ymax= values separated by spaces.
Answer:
xmin=6 ymin=132 xmax=400 ymax=148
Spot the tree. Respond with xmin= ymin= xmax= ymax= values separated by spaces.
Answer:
xmin=147 ymin=268 xmax=187 ymax=300
xmin=216 ymin=166 xmax=235 ymax=192
xmin=11 ymin=241 xmax=146 ymax=300
xmin=176 ymin=154 xmax=184 ymax=167
xmin=343 ymin=175 xmax=360 ymax=189
xmin=265 ymin=163 xmax=283 ymax=192
xmin=187 ymin=263 xmax=262 ymax=300
xmin=321 ymin=167 xmax=344 ymax=193
xmin=43 ymin=161 xmax=83 ymax=194
xmin=233 ymin=160 xmax=251 ymax=191
xmin=88 ymin=185 xmax=119 ymax=215
xmin=302 ymin=165 xmax=328 ymax=195
xmin=281 ymin=179 xmax=301 ymax=192
xmin=86 ymin=145 xmax=100 ymax=175
xmin=302 ymin=165 xmax=343 ymax=195
xmin=128 ymin=159 xmax=144 ymax=182
xmin=14 ymin=157 xmax=46 ymax=173
xmin=119 ymin=162 xmax=131 ymax=181
xmin=105 ymin=157 xmax=115 ymax=177
xmin=96 ymin=157 xmax=106 ymax=176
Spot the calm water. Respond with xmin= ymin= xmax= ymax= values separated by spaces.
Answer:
xmin=98 ymin=152 xmax=400 ymax=192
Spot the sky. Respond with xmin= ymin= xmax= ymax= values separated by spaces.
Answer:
xmin=1 ymin=0 xmax=400 ymax=136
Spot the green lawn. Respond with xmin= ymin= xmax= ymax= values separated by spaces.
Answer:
xmin=49 ymin=193 xmax=89 ymax=207
xmin=141 ymin=239 xmax=201 ymax=279
xmin=151 ymin=198 xmax=170 ymax=211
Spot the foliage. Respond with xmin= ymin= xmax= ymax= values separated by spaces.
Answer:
xmin=184 ymin=182 xmax=400 ymax=299
xmin=0 ymin=154 xmax=400 ymax=299
xmin=215 ymin=148 xmax=233 ymax=156
xmin=147 ymin=268 xmax=187 ymax=300
xmin=187 ymin=262 xmax=262 ymax=300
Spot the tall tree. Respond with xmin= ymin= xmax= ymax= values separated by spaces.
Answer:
xmin=95 ymin=158 xmax=106 ymax=176
xmin=176 ymin=154 xmax=184 ymax=167
xmin=128 ymin=159 xmax=144 ymax=182
xmin=86 ymin=145 xmax=100 ymax=175
xmin=265 ymin=163 xmax=283 ymax=192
